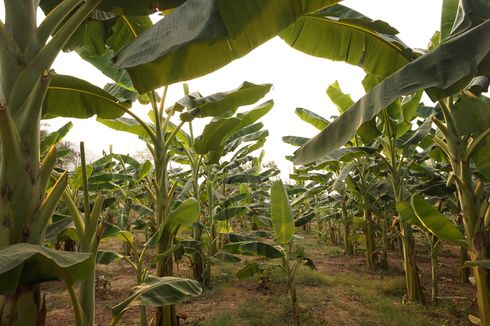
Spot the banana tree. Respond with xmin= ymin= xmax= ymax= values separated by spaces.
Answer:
xmin=406 ymin=88 xmax=490 ymax=322
xmin=293 ymin=0 xmax=490 ymax=314
xmin=225 ymin=180 xmax=316 ymax=326
xmin=173 ymin=85 xmax=274 ymax=286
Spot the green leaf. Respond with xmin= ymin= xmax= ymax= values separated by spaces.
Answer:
xmin=194 ymin=118 xmax=241 ymax=154
xmin=221 ymin=194 xmax=248 ymax=207
xmin=224 ymin=174 xmax=265 ymax=184
xmin=97 ymin=117 xmax=153 ymax=141
xmin=0 ymin=243 xmax=93 ymax=294
xmin=411 ymin=195 xmax=468 ymax=247
xmin=293 ymin=21 xmax=490 ymax=165
xmin=224 ymin=130 xmax=269 ymax=154
xmin=441 ymin=0 xmax=459 ymax=41
xmin=271 ymin=180 xmax=295 ymax=244
xmin=40 ymin=0 xmax=187 ymax=16
xmin=96 ymin=250 xmax=123 ymax=265
xmin=295 ymin=212 xmax=315 ymax=227
xmin=43 ymin=74 xmax=128 ymax=119
xmin=214 ymin=252 xmax=241 ymax=263
xmin=111 ymin=276 xmax=202 ymax=324
xmin=115 ymin=0 xmax=337 ymax=92
xmin=395 ymin=201 xmax=423 ymax=228
xmin=236 ymin=262 xmax=262 ymax=279
xmin=251 ymin=216 xmax=273 ymax=228
xmin=281 ymin=4 xmax=414 ymax=77
xmin=224 ymin=241 xmax=283 ymax=259
xmin=164 ymin=198 xmax=200 ymax=233
xmin=471 ymin=133 xmax=490 ymax=181
xmin=213 ymin=206 xmax=249 ymax=221
xmin=397 ymin=117 xmax=433 ymax=148
xmin=451 ymin=93 xmax=490 ymax=136
xmin=327 ymin=81 xmax=354 ymax=113
xmin=283 ymin=136 xmax=309 ymax=146
xmin=295 ymin=107 xmax=329 ymax=130
xmin=178 ymin=82 xmax=271 ymax=118
xmin=236 ymin=100 xmax=274 ymax=128
xmin=40 ymin=121 xmax=73 ymax=156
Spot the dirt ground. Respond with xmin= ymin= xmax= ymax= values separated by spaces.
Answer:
xmin=44 ymin=232 xmax=478 ymax=326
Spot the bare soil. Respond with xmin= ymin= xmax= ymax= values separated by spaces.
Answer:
xmin=44 ymin=232 xmax=478 ymax=326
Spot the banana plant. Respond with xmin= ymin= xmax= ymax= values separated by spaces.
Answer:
xmin=225 ymin=180 xmax=315 ymax=326
xmin=295 ymin=1 xmax=490 ymax=312
xmin=167 ymin=83 xmax=274 ymax=287
xmin=406 ymin=88 xmax=490 ymax=323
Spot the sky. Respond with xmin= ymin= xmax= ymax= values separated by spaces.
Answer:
xmin=3 ymin=0 xmax=444 ymax=179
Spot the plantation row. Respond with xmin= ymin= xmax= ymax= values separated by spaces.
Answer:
xmin=0 ymin=0 xmax=489 ymax=325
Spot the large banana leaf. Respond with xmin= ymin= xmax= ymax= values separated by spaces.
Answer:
xmin=43 ymin=74 xmax=129 ymax=119
xmin=114 ymin=0 xmax=338 ymax=92
xmin=0 ymin=243 xmax=93 ymax=294
xmin=97 ymin=117 xmax=154 ymax=141
xmin=395 ymin=201 xmax=423 ymax=228
xmin=411 ymin=195 xmax=468 ymax=247
xmin=280 ymin=4 xmax=414 ymax=77
xmin=178 ymin=82 xmax=271 ymax=118
xmin=294 ymin=21 xmax=490 ymax=165
xmin=163 ymin=198 xmax=200 ymax=233
xmin=213 ymin=206 xmax=249 ymax=221
xmin=194 ymin=118 xmax=241 ymax=154
xmin=282 ymin=136 xmax=309 ymax=146
xmin=326 ymin=80 xmax=380 ymax=144
xmin=111 ymin=275 xmax=201 ymax=324
xmin=271 ymin=180 xmax=295 ymax=244
xmin=440 ymin=0 xmax=459 ymax=41
xmin=295 ymin=108 xmax=329 ymax=130
xmin=40 ymin=121 xmax=73 ymax=156
xmin=224 ymin=241 xmax=283 ymax=259
xmin=40 ymin=0 xmax=187 ymax=16
xmin=236 ymin=100 xmax=274 ymax=128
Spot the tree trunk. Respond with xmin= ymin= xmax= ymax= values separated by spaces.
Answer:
xmin=342 ymin=200 xmax=354 ymax=256
xmin=364 ymin=209 xmax=376 ymax=270
xmin=400 ymin=221 xmax=425 ymax=303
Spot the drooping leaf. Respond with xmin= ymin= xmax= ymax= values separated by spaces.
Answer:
xmin=281 ymin=4 xmax=414 ymax=77
xmin=111 ymin=276 xmax=202 ymax=324
xmin=440 ymin=0 xmax=459 ymax=41
xmin=115 ymin=0 xmax=337 ymax=92
xmin=471 ymin=133 xmax=490 ymax=181
xmin=214 ymin=252 xmax=241 ymax=263
xmin=271 ymin=180 xmax=295 ymax=244
xmin=236 ymin=262 xmax=263 ymax=279
xmin=0 ymin=244 xmax=93 ymax=294
xmin=295 ymin=107 xmax=329 ymax=130
xmin=283 ymin=136 xmax=309 ymax=147
xmin=178 ymin=82 xmax=271 ymax=118
xmin=251 ymin=216 xmax=273 ymax=228
xmin=411 ymin=195 xmax=468 ymax=247
xmin=97 ymin=117 xmax=153 ymax=141
xmin=236 ymin=100 xmax=275 ymax=128
xmin=294 ymin=21 xmax=490 ymax=165
xmin=451 ymin=93 xmax=490 ymax=136
xmin=43 ymin=74 xmax=128 ymax=119
xmin=395 ymin=201 xmax=423 ymax=228
xmin=213 ymin=206 xmax=249 ymax=221
xmin=96 ymin=250 xmax=123 ymax=265
xmin=164 ymin=198 xmax=200 ymax=234
xmin=40 ymin=121 xmax=73 ymax=156
xmin=295 ymin=212 xmax=315 ymax=227
xmin=194 ymin=118 xmax=241 ymax=154
xmin=224 ymin=241 xmax=283 ymax=259
xmin=224 ymin=174 xmax=265 ymax=184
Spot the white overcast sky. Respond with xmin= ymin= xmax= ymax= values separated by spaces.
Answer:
xmin=2 ymin=1 xmax=443 ymax=178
